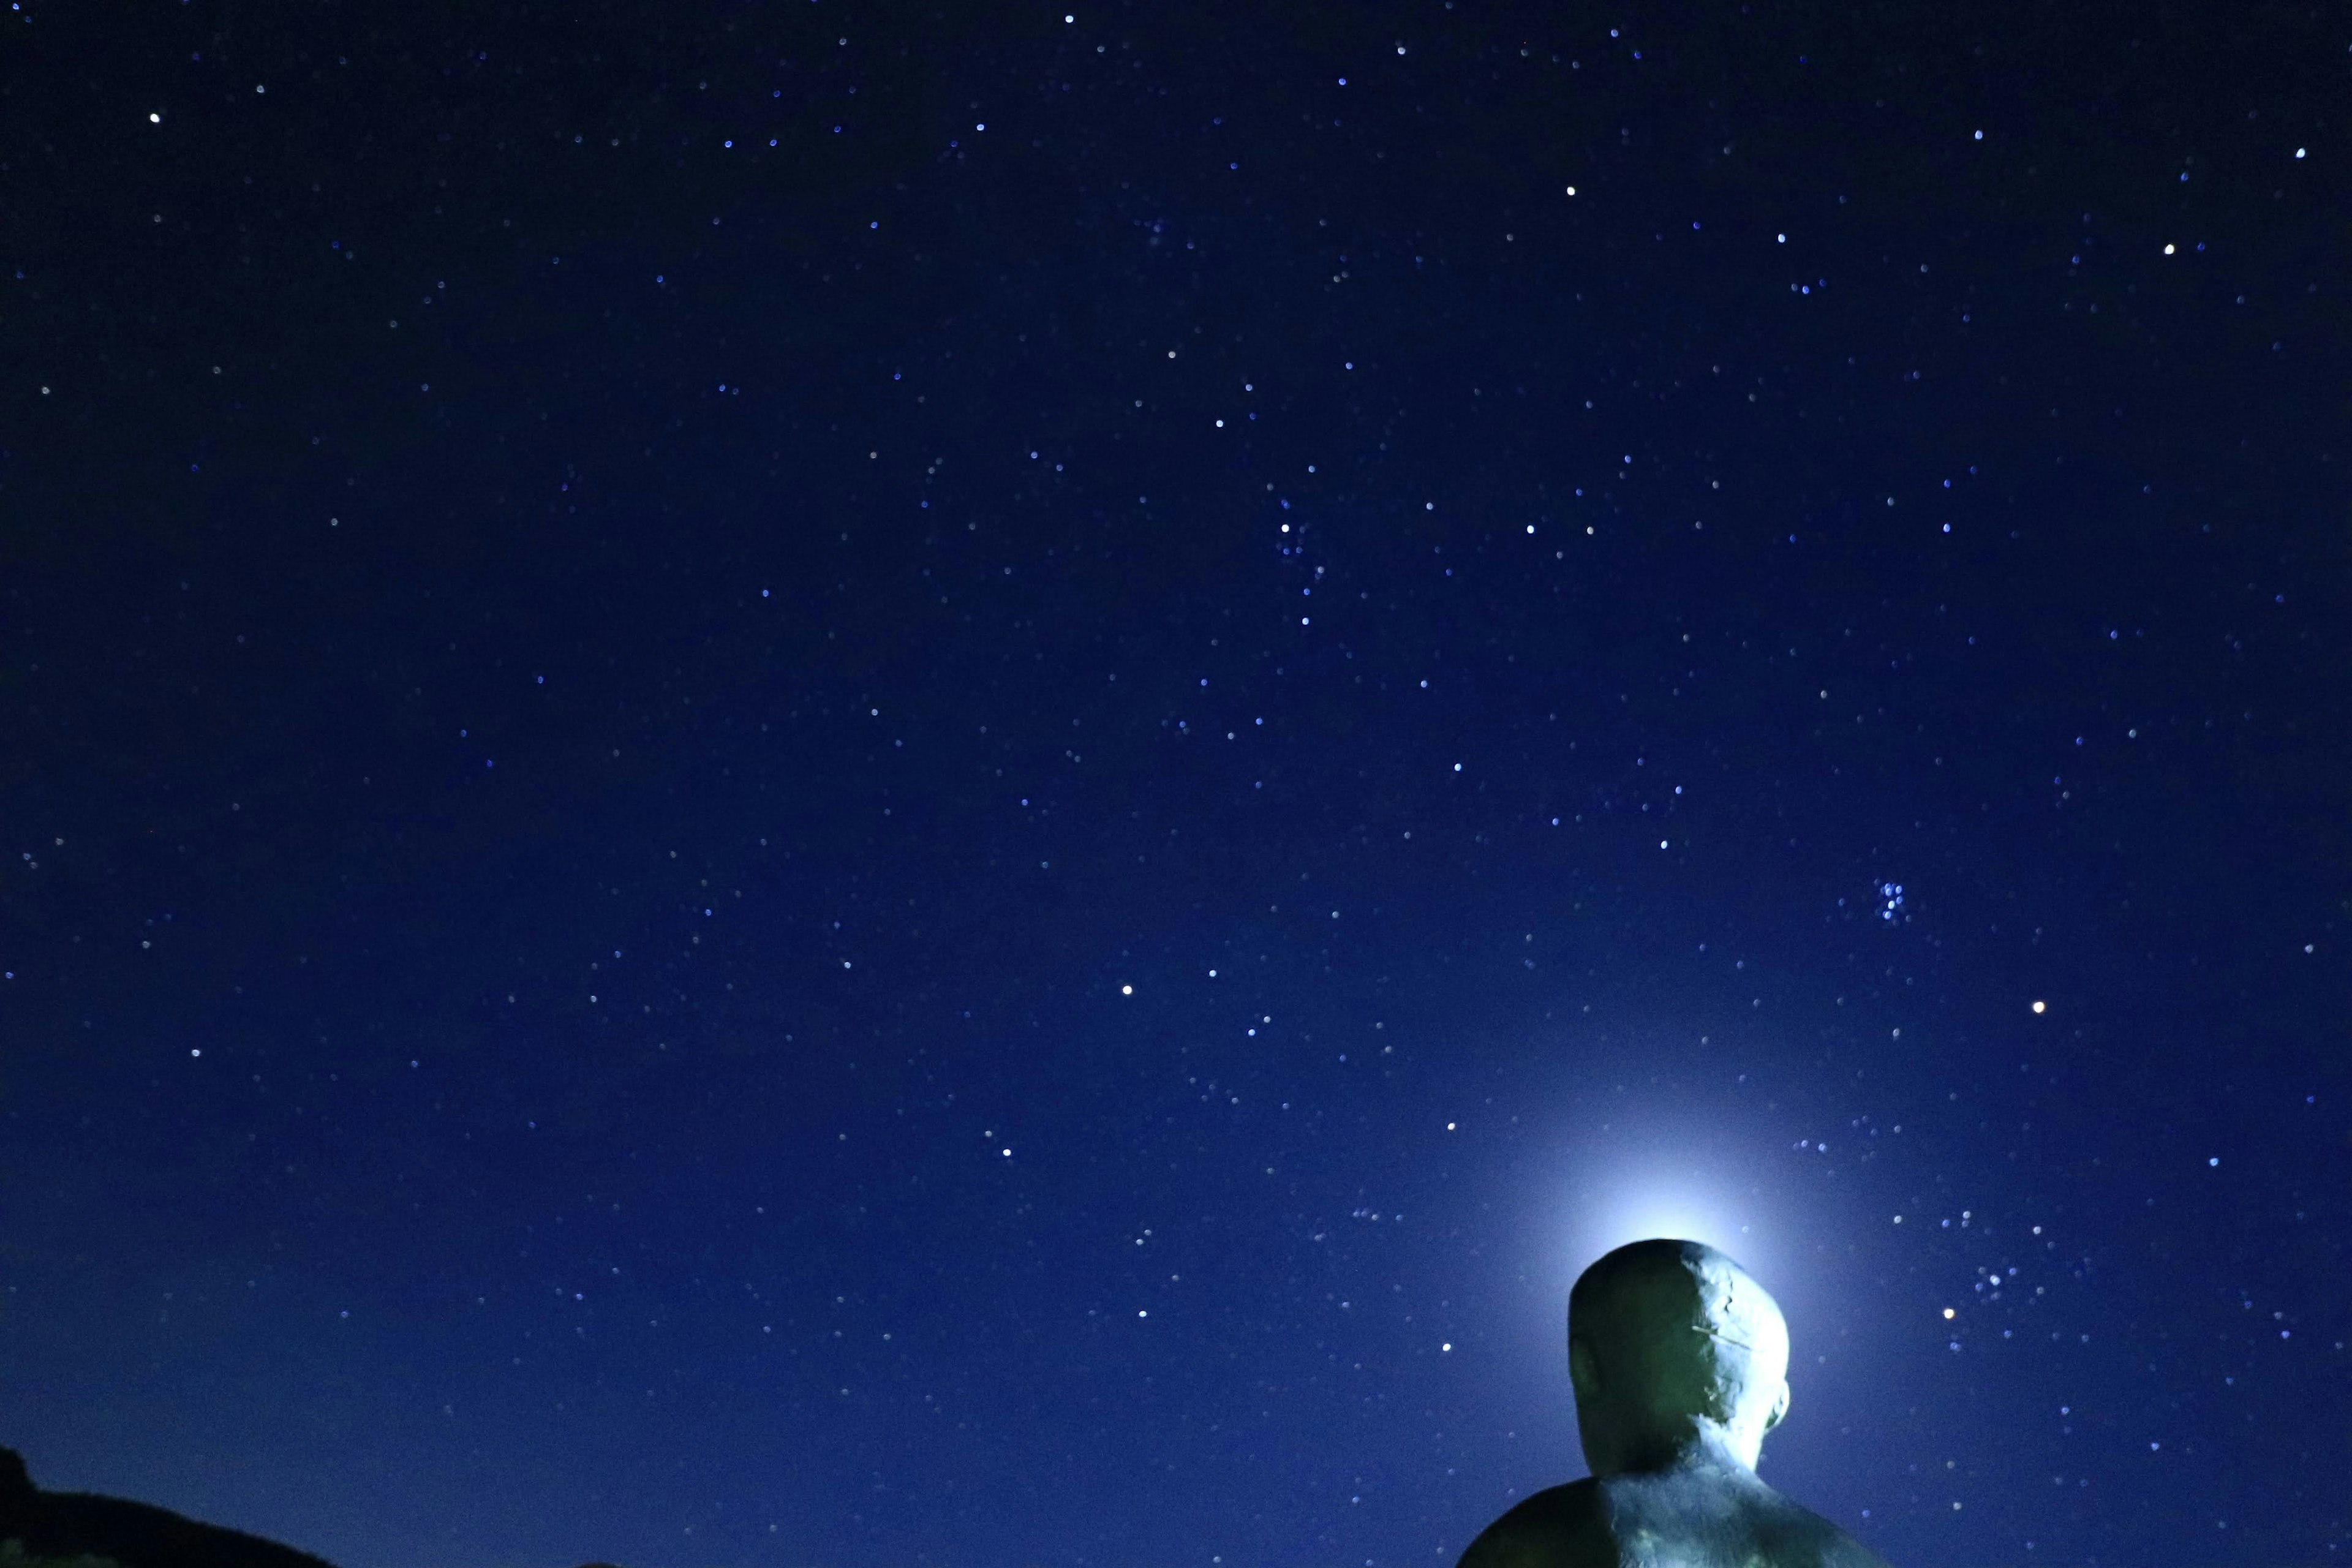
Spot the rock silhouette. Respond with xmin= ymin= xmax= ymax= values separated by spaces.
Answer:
xmin=0 ymin=1446 xmax=339 ymax=1568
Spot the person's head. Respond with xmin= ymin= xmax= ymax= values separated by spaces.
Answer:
xmin=1566 ymin=1238 xmax=1791 ymax=1477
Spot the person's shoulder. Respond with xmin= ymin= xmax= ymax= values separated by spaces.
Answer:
xmin=1749 ymin=1492 xmax=1894 ymax=1568
xmin=1457 ymin=1480 xmax=1613 ymax=1568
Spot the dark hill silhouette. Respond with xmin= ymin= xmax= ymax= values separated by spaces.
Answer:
xmin=0 ymin=1446 xmax=339 ymax=1568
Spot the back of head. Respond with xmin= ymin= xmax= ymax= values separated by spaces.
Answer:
xmin=1566 ymin=1239 xmax=1792 ymax=1477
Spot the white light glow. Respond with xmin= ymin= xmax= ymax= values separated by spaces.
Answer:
xmin=1535 ymin=1106 xmax=1822 ymax=1331
xmin=1561 ymin=1151 xmax=1772 ymax=1276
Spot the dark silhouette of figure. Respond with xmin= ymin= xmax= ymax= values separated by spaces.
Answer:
xmin=0 ymin=1445 xmax=339 ymax=1568
xmin=1458 ymin=1240 xmax=1889 ymax=1568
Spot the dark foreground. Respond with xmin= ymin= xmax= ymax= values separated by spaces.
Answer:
xmin=0 ymin=1447 xmax=337 ymax=1568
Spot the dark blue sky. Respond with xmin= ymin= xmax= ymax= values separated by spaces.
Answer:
xmin=2 ymin=2 xmax=2346 ymax=1566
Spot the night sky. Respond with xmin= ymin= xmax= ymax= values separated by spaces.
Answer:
xmin=2 ymin=3 xmax=2348 ymax=1566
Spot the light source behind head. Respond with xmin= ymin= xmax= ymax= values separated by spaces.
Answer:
xmin=1553 ymin=1126 xmax=1787 ymax=1295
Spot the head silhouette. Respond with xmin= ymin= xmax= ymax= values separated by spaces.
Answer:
xmin=1566 ymin=1238 xmax=1792 ymax=1477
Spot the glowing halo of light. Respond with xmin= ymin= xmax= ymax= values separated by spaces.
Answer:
xmin=1582 ymin=1169 xmax=1763 ymax=1265
xmin=1481 ymin=1039 xmax=1882 ymax=1408
xmin=1528 ymin=1114 xmax=1839 ymax=1356
xmin=1547 ymin=1144 xmax=1787 ymax=1291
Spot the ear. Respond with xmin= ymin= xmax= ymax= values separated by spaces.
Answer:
xmin=1763 ymin=1378 xmax=1790 ymax=1432
xmin=1569 ymin=1336 xmax=1600 ymax=1401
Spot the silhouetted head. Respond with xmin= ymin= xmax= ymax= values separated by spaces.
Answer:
xmin=1566 ymin=1238 xmax=1792 ymax=1477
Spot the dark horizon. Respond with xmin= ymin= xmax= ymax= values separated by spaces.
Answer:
xmin=1 ymin=1 xmax=2345 ymax=1566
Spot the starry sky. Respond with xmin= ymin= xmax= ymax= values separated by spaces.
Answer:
xmin=2 ymin=2 xmax=2348 ymax=1567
